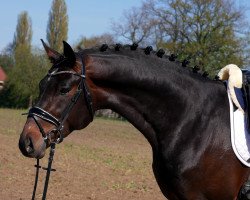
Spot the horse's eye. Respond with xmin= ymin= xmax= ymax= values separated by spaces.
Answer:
xmin=60 ymin=87 xmax=70 ymax=95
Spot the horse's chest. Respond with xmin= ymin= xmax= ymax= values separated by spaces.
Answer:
xmin=152 ymin=155 xmax=184 ymax=199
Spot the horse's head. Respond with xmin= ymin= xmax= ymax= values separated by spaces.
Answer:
xmin=19 ymin=40 xmax=94 ymax=159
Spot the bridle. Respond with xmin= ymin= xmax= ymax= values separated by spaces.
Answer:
xmin=24 ymin=54 xmax=94 ymax=200
xmin=26 ymin=55 xmax=94 ymax=145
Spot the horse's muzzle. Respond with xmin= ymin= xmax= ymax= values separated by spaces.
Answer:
xmin=19 ymin=133 xmax=46 ymax=159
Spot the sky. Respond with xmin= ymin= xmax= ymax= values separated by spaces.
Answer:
xmin=0 ymin=0 xmax=249 ymax=52
xmin=0 ymin=0 xmax=143 ymax=51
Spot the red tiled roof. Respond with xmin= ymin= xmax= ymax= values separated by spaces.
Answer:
xmin=0 ymin=67 xmax=7 ymax=81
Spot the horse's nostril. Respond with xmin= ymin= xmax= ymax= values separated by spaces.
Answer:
xmin=26 ymin=137 xmax=34 ymax=154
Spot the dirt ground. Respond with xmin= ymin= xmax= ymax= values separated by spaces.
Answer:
xmin=0 ymin=109 xmax=166 ymax=200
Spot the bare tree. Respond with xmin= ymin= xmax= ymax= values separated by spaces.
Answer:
xmin=112 ymin=0 xmax=248 ymax=74
xmin=111 ymin=7 xmax=155 ymax=46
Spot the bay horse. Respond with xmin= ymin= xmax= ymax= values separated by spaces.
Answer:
xmin=19 ymin=40 xmax=250 ymax=200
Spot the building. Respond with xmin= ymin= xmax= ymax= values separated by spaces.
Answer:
xmin=0 ymin=66 xmax=7 ymax=91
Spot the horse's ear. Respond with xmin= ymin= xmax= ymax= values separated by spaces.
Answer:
xmin=41 ymin=39 xmax=62 ymax=63
xmin=63 ymin=41 xmax=76 ymax=67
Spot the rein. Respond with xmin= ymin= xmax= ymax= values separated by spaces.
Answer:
xmin=23 ymin=54 xmax=94 ymax=199
xmin=32 ymin=143 xmax=56 ymax=200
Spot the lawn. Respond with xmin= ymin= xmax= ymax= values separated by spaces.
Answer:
xmin=0 ymin=108 xmax=164 ymax=199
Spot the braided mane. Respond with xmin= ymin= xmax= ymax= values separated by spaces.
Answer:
xmin=78 ymin=43 xmax=212 ymax=80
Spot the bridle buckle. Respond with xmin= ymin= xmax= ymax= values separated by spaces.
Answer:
xmin=48 ymin=127 xmax=64 ymax=144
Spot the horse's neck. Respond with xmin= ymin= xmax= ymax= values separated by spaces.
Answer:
xmin=88 ymin=55 xmax=223 ymax=152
